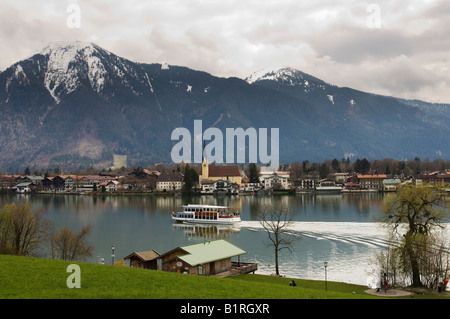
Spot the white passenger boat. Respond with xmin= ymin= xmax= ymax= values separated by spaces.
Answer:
xmin=171 ymin=204 xmax=241 ymax=224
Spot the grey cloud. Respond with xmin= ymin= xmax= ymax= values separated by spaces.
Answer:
xmin=306 ymin=24 xmax=414 ymax=63
xmin=366 ymin=55 xmax=442 ymax=94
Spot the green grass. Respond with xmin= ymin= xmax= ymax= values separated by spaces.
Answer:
xmin=0 ymin=254 xmax=447 ymax=299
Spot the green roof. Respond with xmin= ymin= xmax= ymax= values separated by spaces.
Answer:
xmin=16 ymin=182 xmax=32 ymax=187
xmin=383 ymin=179 xmax=401 ymax=184
xmin=178 ymin=239 xmax=246 ymax=266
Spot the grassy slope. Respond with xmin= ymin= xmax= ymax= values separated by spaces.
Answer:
xmin=0 ymin=254 xmax=447 ymax=299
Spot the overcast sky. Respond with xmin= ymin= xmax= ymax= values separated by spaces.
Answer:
xmin=1 ymin=0 xmax=449 ymax=103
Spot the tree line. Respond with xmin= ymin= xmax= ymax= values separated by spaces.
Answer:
xmin=288 ymin=157 xmax=450 ymax=180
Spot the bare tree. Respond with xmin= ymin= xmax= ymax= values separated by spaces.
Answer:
xmin=371 ymin=232 xmax=405 ymax=288
xmin=51 ymin=225 xmax=94 ymax=261
xmin=259 ymin=205 xmax=299 ymax=276
xmin=0 ymin=203 xmax=48 ymax=256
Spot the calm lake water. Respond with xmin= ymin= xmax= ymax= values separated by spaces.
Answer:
xmin=0 ymin=192 xmax=412 ymax=287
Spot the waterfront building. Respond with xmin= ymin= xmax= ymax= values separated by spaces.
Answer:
xmin=357 ymin=174 xmax=387 ymax=190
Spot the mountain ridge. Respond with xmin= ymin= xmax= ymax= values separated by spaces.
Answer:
xmin=0 ymin=42 xmax=449 ymax=171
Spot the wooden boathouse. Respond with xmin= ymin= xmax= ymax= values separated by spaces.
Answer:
xmin=156 ymin=239 xmax=257 ymax=277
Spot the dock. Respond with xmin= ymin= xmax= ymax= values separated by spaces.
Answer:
xmin=213 ymin=262 xmax=258 ymax=278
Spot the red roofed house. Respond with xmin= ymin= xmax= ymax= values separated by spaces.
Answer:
xmin=99 ymin=180 xmax=120 ymax=192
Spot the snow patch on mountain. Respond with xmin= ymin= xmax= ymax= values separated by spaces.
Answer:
xmin=14 ymin=64 xmax=26 ymax=80
xmin=246 ymin=66 xmax=333 ymax=93
xmin=327 ymin=94 xmax=334 ymax=104
xmin=145 ymin=73 xmax=154 ymax=93
xmin=41 ymin=41 xmax=108 ymax=103
xmin=246 ymin=66 xmax=298 ymax=84
xmin=4 ymin=64 xmax=30 ymax=96
xmin=87 ymin=55 xmax=107 ymax=93
xmin=41 ymin=42 xmax=84 ymax=102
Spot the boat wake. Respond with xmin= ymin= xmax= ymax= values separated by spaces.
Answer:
xmin=240 ymin=221 xmax=390 ymax=248
xmin=239 ymin=221 xmax=450 ymax=287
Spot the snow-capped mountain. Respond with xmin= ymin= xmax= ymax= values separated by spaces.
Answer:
xmin=247 ymin=65 xmax=450 ymax=126
xmin=0 ymin=42 xmax=449 ymax=171
xmin=246 ymin=66 xmax=327 ymax=87
xmin=39 ymin=41 xmax=162 ymax=103
xmin=246 ymin=66 xmax=337 ymax=109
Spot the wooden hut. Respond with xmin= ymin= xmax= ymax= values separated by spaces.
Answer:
xmin=124 ymin=250 xmax=160 ymax=269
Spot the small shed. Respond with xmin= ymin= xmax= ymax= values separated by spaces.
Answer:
xmin=124 ymin=250 xmax=160 ymax=269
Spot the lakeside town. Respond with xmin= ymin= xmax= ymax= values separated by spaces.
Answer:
xmin=1 ymin=157 xmax=449 ymax=195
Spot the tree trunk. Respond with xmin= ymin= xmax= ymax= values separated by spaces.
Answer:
xmin=409 ymin=252 xmax=422 ymax=287
xmin=406 ymin=234 xmax=422 ymax=287
xmin=275 ymin=247 xmax=279 ymax=276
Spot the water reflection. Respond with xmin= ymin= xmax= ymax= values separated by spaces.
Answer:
xmin=0 ymin=192 xmax=385 ymax=220
xmin=171 ymin=223 xmax=241 ymax=240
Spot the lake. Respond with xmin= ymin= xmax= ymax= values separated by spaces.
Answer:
xmin=0 ymin=192 xmax=412 ymax=287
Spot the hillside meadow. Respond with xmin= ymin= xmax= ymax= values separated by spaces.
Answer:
xmin=1 ymin=254 xmax=448 ymax=300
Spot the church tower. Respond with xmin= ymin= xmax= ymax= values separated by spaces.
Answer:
xmin=200 ymin=142 xmax=209 ymax=182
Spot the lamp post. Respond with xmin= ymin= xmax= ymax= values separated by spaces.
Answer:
xmin=324 ymin=261 xmax=328 ymax=291
xmin=111 ymin=245 xmax=115 ymax=265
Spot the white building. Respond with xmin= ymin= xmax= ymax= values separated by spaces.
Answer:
xmin=156 ymin=172 xmax=184 ymax=192
xmin=259 ymin=167 xmax=291 ymax=190
xmin=99 ymin=180 xmax=120 ymax=192
xmin=200 ymin=179 xmax=239 ymax=194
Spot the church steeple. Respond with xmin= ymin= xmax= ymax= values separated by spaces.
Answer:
xmin=201 ymin=141 xmax=209 ymax=182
